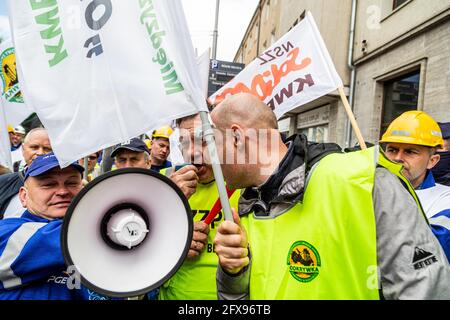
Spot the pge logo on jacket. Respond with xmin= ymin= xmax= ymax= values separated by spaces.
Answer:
xmin=287 ymin=241 xmax=321 ymax=283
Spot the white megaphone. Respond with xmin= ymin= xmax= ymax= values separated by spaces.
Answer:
xmin=61 ymin=168 xmax=193 ymax=298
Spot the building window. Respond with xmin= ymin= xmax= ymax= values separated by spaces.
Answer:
xmin=300 ymin=125 xmax=329 ymax=143
xmin=393 ymin=0 xmax=409 ymax=10
xmin=297 ymin=105 xmax=330 ymax=143
xmin=380 ymin=71 xmax=420 ymax=137
xmin=278 ymin=118 xmax=290 ymax=134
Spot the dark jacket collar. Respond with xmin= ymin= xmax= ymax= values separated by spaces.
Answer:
xmin=239 ymin=134 xmax=341 ymax=217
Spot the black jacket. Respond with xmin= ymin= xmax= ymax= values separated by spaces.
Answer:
xmin=0 ymin=171 xmax=25 ymax=219
xmin=239 ymin=134 xmax=342 ymax=216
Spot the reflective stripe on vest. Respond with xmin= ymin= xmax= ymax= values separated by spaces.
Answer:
xmin=0 ymin=222 xmax=46 ymax=289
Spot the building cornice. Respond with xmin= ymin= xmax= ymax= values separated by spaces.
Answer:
xmin=354 ymin=7 xmax=450 ymax=66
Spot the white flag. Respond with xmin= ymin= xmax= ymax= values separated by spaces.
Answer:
xmin=8 ymin=0 xmax=207 ymax=167
xmin=0 ymin=40 xmax=33 ymax=127
xmin=196 ymin=49 xmax=211 ymax=98
xmin=0 ymin=103 xmax=12 ymax=170
xmin=209 ymin=12 xmax=343 ymax=119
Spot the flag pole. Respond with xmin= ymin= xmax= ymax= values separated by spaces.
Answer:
xmin=100 ymin=147 xmax=113 ymax=174
xmin=83 ymin=156 xmax=89 ymax=180
xmin=199 ymin=111 xmax=234 ymax=221
xmin=338 ymin=87 xmax=367 ymax=149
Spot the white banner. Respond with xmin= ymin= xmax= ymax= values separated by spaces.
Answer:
xmin=168 ymin=49 xmax=211 ymax=166
xmin=0 ymin=103 xmax=12 ymax=170
xmin=197 ymin=49 xmax=211 ymax=99
xmin=8 ymin=0 xmax=207 ymax=167
xmin=0 ymin=40 xmax=32 ymax=127
xmin=209 ymin=12 xmax=343 ymax=119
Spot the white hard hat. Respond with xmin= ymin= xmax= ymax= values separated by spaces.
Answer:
xmin=14 ymin=125 xmax=26 ymax=135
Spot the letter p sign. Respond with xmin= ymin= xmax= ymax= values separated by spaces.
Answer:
xmin=211 ymin=60 xmax=219 ymax=70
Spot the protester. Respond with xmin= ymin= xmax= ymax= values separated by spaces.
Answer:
xmin=143 ymin=138 xmax=152 ymax=151
xmin=211 ymin=93 xmax=450 ymax=300
xmin=150 ymin=126 xmax=173 ymax=172
xmin=8 ymin=125 xmax=22 ymax=167
xmin=13 ymin=126 xmax=26 ymax=145
xmin=11 ymin=125 xmax=26 ymax=168
xmin=0 ymin=128 xmax=52 ymax=219
xmin=432 ymin=122 xmax=450 ymax=186
xmin=77 ymin=152 xmax=101 ymax=182
xmin=110 ymin=136 xmax=200 ymax=300
xmin=381 ymin=111 xmax=450 ymax=261
xmin=111 ymin=137 xmax=198 ymax=200
xmin=158 ymin=114 xmax=240 ymax=300
xmin=7 ymin=125 xmax=20 ymax=151
xmin=0 ymin=153 xmax=112 ymax=299
xmin=111 ymin=138 xmax=152 ymax=169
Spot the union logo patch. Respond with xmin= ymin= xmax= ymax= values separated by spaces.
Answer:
xmin=287 ymin=240 xmax=321 ymax=283
xmin=0 ymin=47 xmax=23 ymax=103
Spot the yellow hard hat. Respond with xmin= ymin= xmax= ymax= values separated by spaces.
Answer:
xmin=380 ymin=111 xmax=444 ymax=148
xmin=7 ymin=124 xmax=14 ymax=133
xmin=152 ymin=126 xmax=173 ymax=139
xmin=144 ymin=138 xmax=152 ymax=149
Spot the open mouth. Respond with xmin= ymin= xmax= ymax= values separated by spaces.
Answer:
xmin=196 ymin=164 xmax=211 ymax=178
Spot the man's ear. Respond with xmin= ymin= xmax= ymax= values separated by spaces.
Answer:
xmin=231 ymin=125 xmax=243 ymax=148
xmin=427 ymin=153 xmax=441 ymax=170
xmin=18 ymin=186 xmax=28 ymax=208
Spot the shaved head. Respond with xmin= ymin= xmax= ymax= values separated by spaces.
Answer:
xmin=210 ymin=93 xmax=287 ymax=189
xmin=212 ymin=93 xmax=278 ymax=130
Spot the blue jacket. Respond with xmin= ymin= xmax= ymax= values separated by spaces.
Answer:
xmin=0 ymin=211 xmax=109 ymax=300
xmin=417 ymin=172 xmax=450 ymax=262
xmin=150 ymin=160 xmax=172 ymax=172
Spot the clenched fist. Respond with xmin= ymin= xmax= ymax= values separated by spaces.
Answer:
xmin=214 ymin=209 xmax=249 ymax=275
xmin=188 ymin=221 xmax=210 ymax=259
xmin=170 ymin=165 xmax=199 ymax=199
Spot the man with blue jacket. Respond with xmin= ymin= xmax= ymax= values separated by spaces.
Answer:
xmin=0 ymin=153 xmax=108 ymax=299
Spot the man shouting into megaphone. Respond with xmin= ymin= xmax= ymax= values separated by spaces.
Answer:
xmin=0 ymin=153 xmax=110 ymax=300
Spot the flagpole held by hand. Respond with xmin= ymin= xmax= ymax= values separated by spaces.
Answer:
xmin=338 ymin=87 xmax=367 ymax=149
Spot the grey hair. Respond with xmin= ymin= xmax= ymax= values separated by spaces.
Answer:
xmin=23 ymin=127 xmax=47 ymax=145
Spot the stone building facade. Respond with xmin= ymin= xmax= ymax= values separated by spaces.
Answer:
xmin=233 ymin=0 xmax=450 ymax=147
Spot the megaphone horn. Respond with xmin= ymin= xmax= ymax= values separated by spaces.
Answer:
xmin=61 ymin=168 xmax=193 ymax=298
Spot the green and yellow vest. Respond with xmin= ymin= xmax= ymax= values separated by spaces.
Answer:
xmin=158 ymin=172 xmax=240 ymax=300
xmin=241 ymin=147 xmax=420 ymax=300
